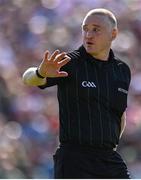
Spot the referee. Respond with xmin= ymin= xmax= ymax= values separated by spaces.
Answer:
xmin=23 ymin=8 xmax=131 ymax=179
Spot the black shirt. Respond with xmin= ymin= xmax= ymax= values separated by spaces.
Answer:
xmin=39 ymin=46 xmax=131 ymax=149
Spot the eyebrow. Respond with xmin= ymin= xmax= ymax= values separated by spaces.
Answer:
xmin=82 ymin=24 xmax=101 ymax=28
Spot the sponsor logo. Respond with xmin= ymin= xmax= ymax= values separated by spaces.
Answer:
xmin=118 ymin=88 xmax=128 ymax=94
xmin=82 ymin=81 xmax=96 ymax=88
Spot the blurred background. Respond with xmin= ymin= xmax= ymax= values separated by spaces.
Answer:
xmin=0 ymin=0 xmax=140 ymax=178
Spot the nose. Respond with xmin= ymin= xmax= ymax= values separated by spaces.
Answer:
xmin=86 ymin=30 xmax=94 ymax=38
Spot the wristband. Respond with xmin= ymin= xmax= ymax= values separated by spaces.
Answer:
xmin=36 ymin=69 xmax=45 ymax=79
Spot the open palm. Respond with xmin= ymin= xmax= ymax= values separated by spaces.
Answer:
xmin=38 ymin=50 xmax=70 ymax=78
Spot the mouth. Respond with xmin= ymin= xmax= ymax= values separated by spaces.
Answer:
xmin=86 ymin=42 xmax=94 ymax=45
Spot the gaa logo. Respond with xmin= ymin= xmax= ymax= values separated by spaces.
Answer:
xmin=82 ymin=81 xmax=96 ymax=88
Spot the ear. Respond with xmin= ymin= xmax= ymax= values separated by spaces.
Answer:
xmin=111 ymin=28 xmax=118 ymax=41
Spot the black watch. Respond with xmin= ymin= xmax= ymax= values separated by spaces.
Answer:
xmin=36 ymin=69 xmax=45 ymax=79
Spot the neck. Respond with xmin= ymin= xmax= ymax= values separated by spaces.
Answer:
xmin=90 ymin=48 xmax=110 ymax=61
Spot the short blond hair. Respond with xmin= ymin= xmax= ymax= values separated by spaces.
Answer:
xmin=83 ymin=8 xmax=117 ymax=29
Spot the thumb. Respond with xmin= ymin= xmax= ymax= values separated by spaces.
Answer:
xmin=57 ymin=71 xmax=68 ymax=77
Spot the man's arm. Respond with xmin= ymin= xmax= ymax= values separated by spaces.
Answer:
xmin=22 ymin=67 xmax=47 ymax=86
xmin=113 ymin=111 xmax=126 ymax=151
xmin=22 ymin=50 xmax=70 ymax=86
xmin=120 ymin=111 xmax=126 ymax=139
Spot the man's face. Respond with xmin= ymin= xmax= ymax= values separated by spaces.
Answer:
xmin=82 ymin=15 xmax=116 ymax=57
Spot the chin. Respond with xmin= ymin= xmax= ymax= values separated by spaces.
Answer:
xmin=85 ymin=47 xmax=96 ymax=55
xmin=84 ymin=44 xmax=95 ymax=53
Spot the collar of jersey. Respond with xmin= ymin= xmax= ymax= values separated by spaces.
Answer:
xmin=78 ymin=45 xmax=115 ymax=65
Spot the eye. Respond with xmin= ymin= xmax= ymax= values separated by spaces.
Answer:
xmin=93 ymin=27 xmax=100 ymax=32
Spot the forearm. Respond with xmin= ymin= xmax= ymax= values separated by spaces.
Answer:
xmin=120 ymin=111 xmax=126 ymax=139
xmin=22 ymin=67 xmax=47 ymax=86
xmin=113 ymin=112 xmax=126 ymax=151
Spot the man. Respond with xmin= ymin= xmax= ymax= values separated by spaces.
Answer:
xmin=22 ymin=8 xmax=131 ymax=178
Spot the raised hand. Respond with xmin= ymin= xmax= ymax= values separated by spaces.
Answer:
xmin=38 ymin=50 xmax=71 ymax=78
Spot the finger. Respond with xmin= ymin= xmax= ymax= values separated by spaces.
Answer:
xmin=58 ymin=57 xmax=71 ymax=67
xmin=54 ymin=52 xmax=67 ymax=62
xmin=57 ymin=71 xmax=68 ymax=77
xmin=49 ymin=50 xmax=60 ymax=61
xmin=43 ymin=50 xmax=49 ymax=61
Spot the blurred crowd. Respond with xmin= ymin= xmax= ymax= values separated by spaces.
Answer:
xmin=0 ymin=0 xmax=141 ymax=178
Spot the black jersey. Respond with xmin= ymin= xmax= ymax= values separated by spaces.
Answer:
xmin=39 ymin=45 xmax=131 ymax=149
